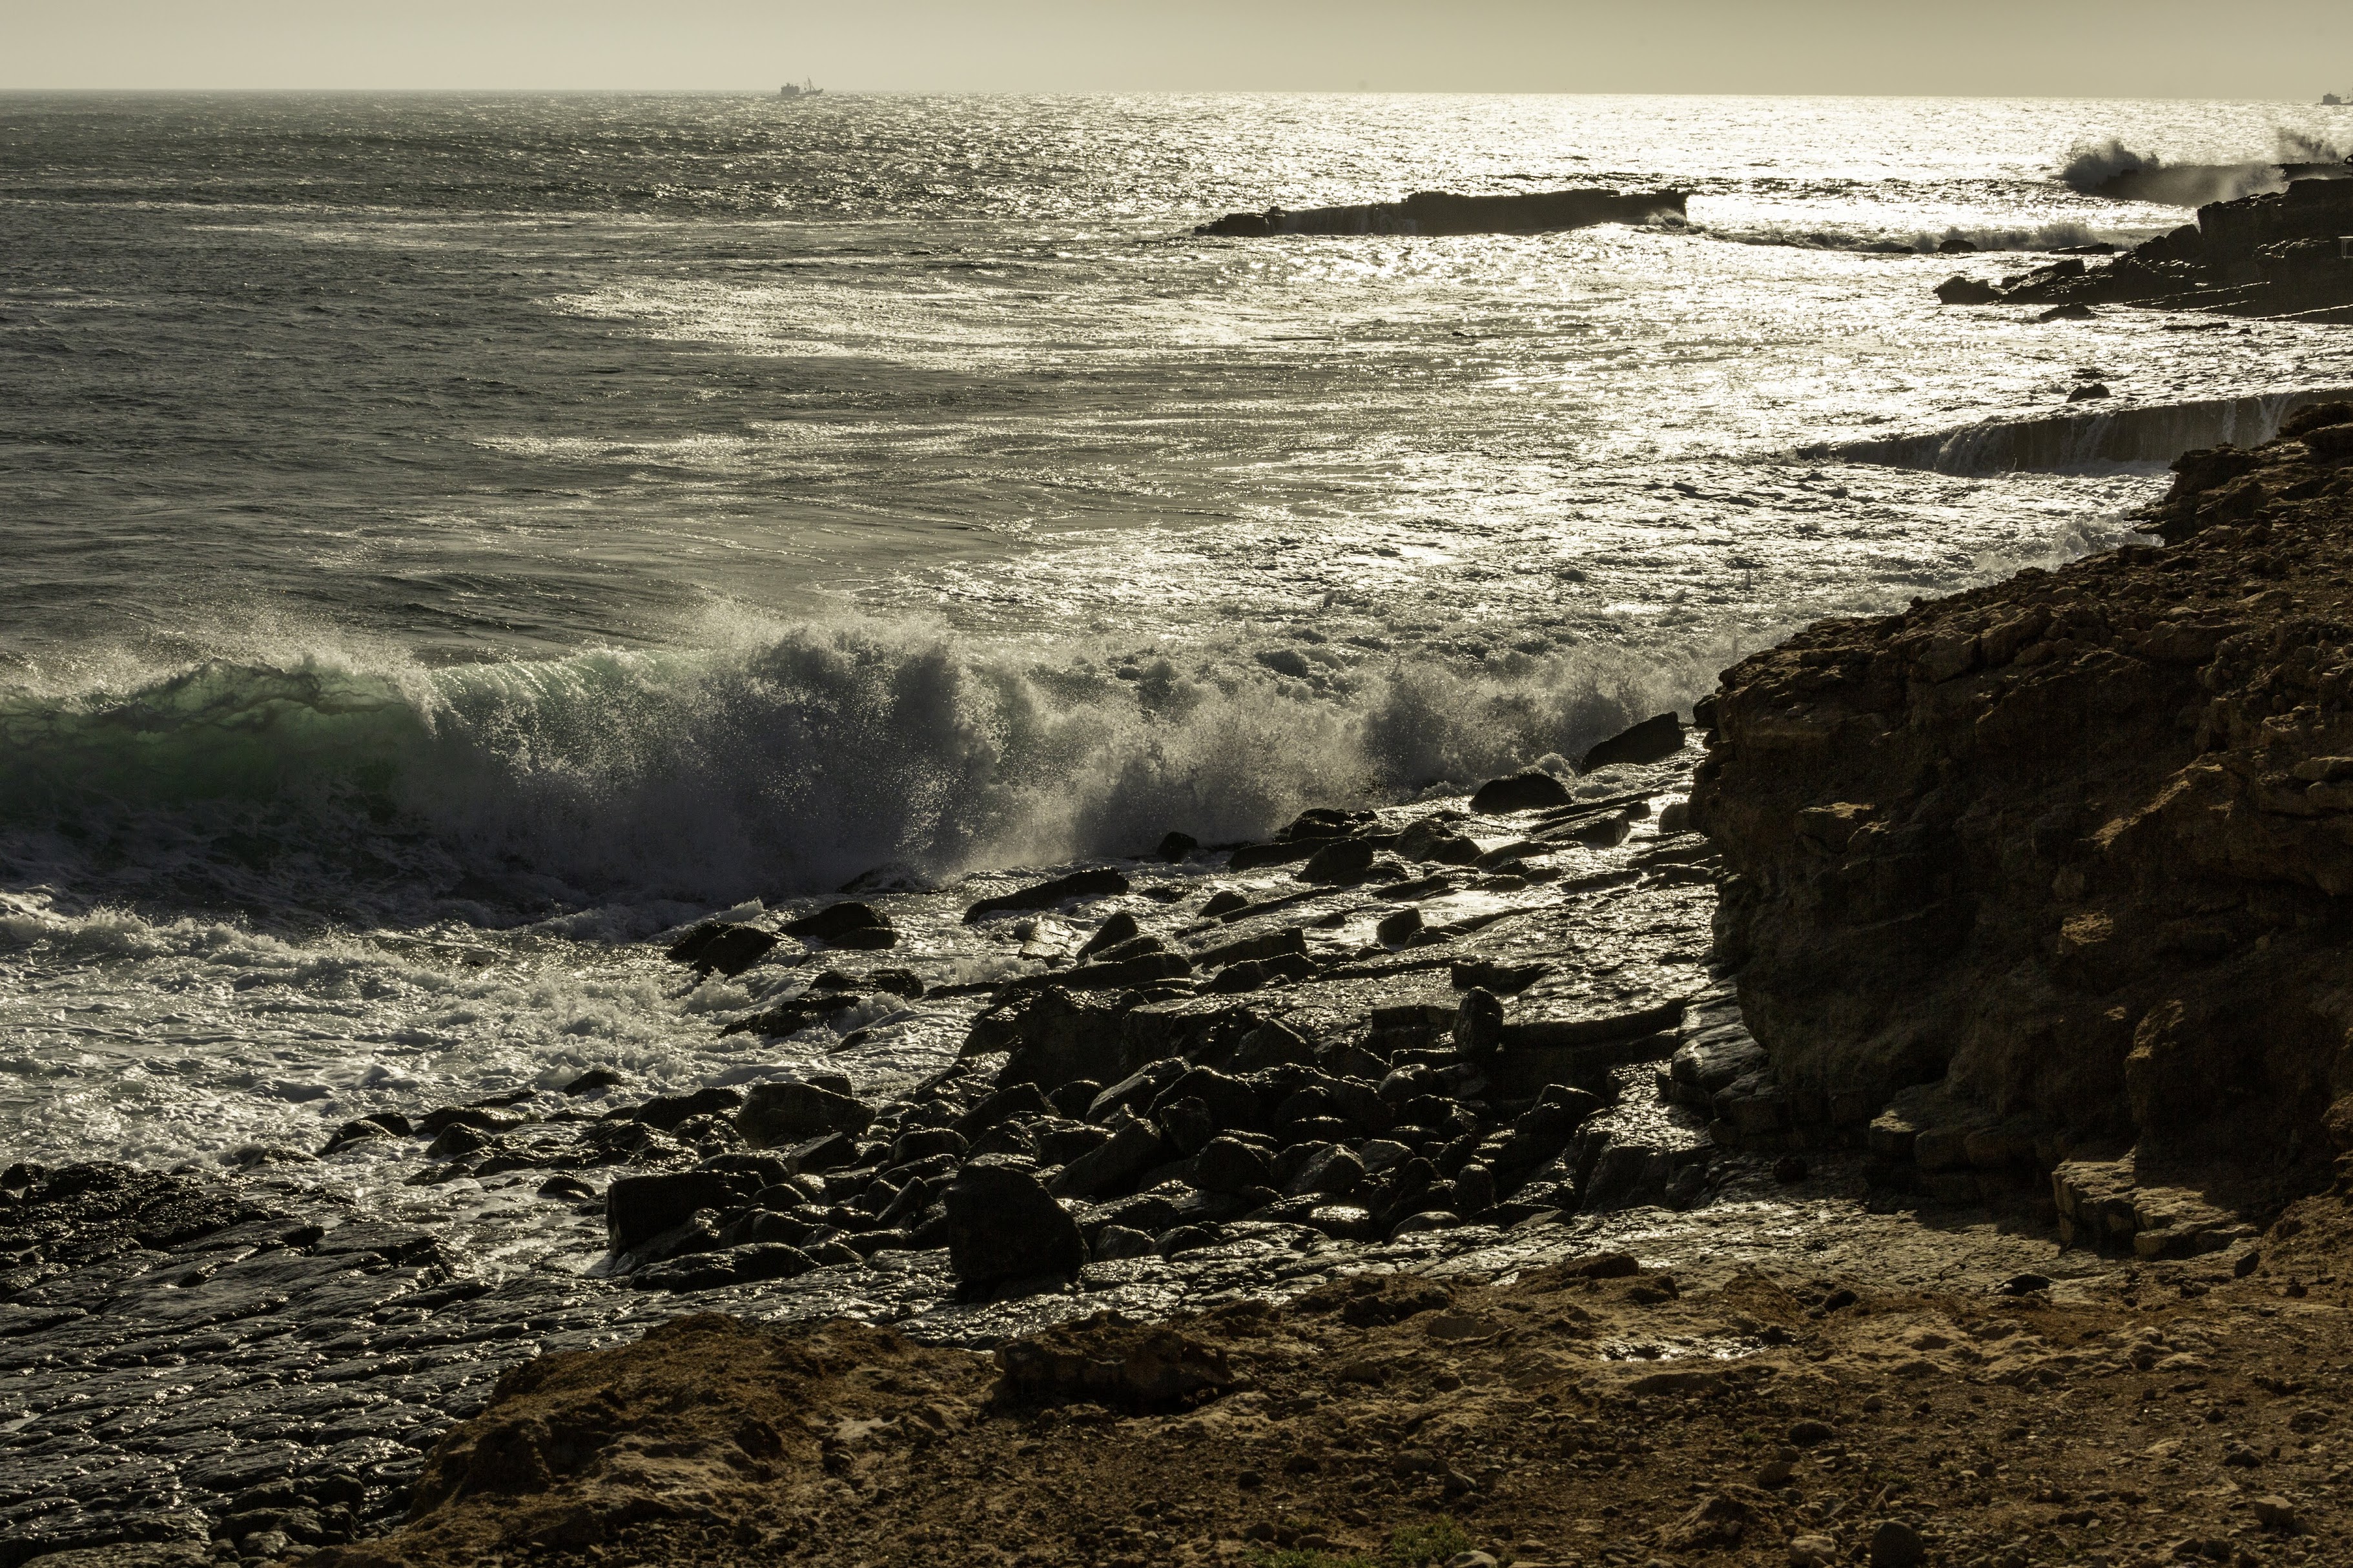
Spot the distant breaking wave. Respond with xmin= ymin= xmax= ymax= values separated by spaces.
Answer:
xmin=0 ymin=618 xmax=1694 ymax=915
xmin=1822 ymin=387 xmax=2353 ymax=476
xmin=2059 ymin=131 xmax=2351 ymax=207
xmin=1660 ymin=216 xmax=2136 ymax=255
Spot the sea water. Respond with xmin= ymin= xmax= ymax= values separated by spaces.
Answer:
xmin=5 ymin=90 xmax=2352 ymax=1196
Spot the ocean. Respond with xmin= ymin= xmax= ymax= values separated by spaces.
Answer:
xmin=5 ymin=88 xmax=2352 ymax=1229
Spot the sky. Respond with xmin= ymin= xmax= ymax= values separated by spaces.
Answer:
xmin=5 ymin=0 xmax=2352 ymax=97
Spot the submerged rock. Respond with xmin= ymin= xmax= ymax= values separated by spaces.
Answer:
xmin=1195 ymin=186 xmax=1687 ymax=239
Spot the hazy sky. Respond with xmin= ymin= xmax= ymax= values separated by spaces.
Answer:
xmin=8 ymin=0 xmax=2353 ymax=97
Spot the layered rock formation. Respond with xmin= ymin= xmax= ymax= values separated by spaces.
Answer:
xmin=1691 ymin=405 xmax=2353 ymax=1232
xmin=1196 ymin=187 xmax=1686 ymax=239
xmin=1935 ymin=176 xmax=2353 ymax=321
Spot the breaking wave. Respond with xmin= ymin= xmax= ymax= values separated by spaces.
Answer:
xmin=0 ymin=615 xmax=1696 ymax=914
xmin=1666 ymin=216 xmax=2134 ymax=255
xmin=2059 ymin=131 xmax=2350 ymax=207
xmin=1819 ymin=387 xmax=2353 ymax=476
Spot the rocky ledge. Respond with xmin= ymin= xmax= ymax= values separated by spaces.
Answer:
xmin=1934 ymin=176 xmax=2353 ymax=322
xmin=1195 ymin=188 xmax=1687 ymax=239
xmin=1691 ymin=401 xmax=2353 ymax=1252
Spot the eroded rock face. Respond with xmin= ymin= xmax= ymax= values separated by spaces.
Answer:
xmin=1691 ymin=420 xmax=2353 ymax=1172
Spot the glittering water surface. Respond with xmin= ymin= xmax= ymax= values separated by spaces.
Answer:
xmin=5 ymin=90 xmax=2353 ymax=1182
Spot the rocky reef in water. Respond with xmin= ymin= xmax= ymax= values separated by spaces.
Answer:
xmin=1934 ymin=176 xmax=2353 ymax=321
xmin=1692 ymin=402 xmax=2353 ymax=1252
xmin=1195 ymin=187 xmax=1686 ymax=239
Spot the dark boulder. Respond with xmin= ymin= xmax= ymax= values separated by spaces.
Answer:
xmin=562 ymin=1068 xmax=622 ymax=1095
xmin=779 ymin=901 xmax=891 ymax=942
xmin=963 ymin=868 xmax=1131 ymax=924
xmin=1375 ymin=907 xmax=1424 ymax=948
xmin=1469 ymin=769 xmax=1573 ymax=814
xmin=1156 ymin=831 xmax=1200 ymax=862
xmin=1934 ymin=274 xmax=2004 ymax=305
xmin=631 ymin=1241 xmax=816 ymax=1292
xmin=1579 ymin=711 xmax=1684 ymax=771
xmin=1300 ymin=838 xmax=1377 ymax=883
xmin=737 ymin=1081 xmax=872 ymax=1148
xmin=945 ymin=1159 xmax=1087 ymax=1289
xmin=666 ymin=922 xmax=778 ymax=976
xmin=618 ymin=1086 xmax=743 ymax=1133
xmin=1046 ymin=1110 xmax=1171 ymax=1199
xmin=1454 ymin=987 xmax=1505 ymax=1058
xmin=954 ymin=1081 xmax=1054 ymax=1137
xmin=606 ymin=1171 xmax=747 ymax=1254
xmin=1192 ymin=926 xmax=1307 ymax=970
xmin=1149 ymin=1066 xmax=1262 ymax=1132
xmin=1074 ymin=912 xmax=1142 ymax=961
xmin=1188 ymin=1137 xmax=1273 ymax=1195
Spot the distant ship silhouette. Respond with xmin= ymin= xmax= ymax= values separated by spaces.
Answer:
xmin=779 ymin=78 xmax=823 ymax=99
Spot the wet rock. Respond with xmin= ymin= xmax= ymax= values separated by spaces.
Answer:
xmin=1284 ymin=1145 xmax=1365 ymax=1198
xmin=1090 ymin=1224 xmax=1155 ymax=1259
xmin=953 ymin=1081 xmax=1053 ymax=1137
xmin=632 ymin=1241 xmax=817 ymax=1293
xmin=1149 ymin=1066 xmax=1261 ymax=1134
xmin=962 ymin=868 xmax=1131 ymax=923
xmin=971 ymin=987 xmax=1130 ymax=1092
xmin=1300 ymin=838 xmax=1377 ymax=883
xmin=1045 ymin=1110 xmax=1171 ymax=1199
xmin=605 ymin=1172 xmax=747 ymax=1255
xmin=1189 ymin=1137 xmax=1274 ymax=1195
xmin=737 ymin=1082 xmax=872 ymax=1148
xmin=1453 ymin=987 xmax=1505 ymax=1058
xmin=1935 ymin=273 xmax=2003 ymax=305
xmin=1156 ymin=1096 xmax=1218 ymax=1156
xmin=1397 ymin=817 xmax=1480 ymax=863
xmin=1468 ymin=769 xmax=1572 ymax=814
xmin=1390 ymin=1210 xmax=1462 ymax=1236
xmin=1156 ymin=831 xmax=1200 ymax=862
xmin=1157 ymin=1223 xmax=1219 ymax=1257
xmin=1580 ymin=711 xmax=1683 ymax=771
xmin=1231 ymin=1019 xmax=1315 ymax=1073
xmin=1205 ymin=961 xmax=1264 ymax=992
xmin=779 ymin=901 xmax=892 ymax=943
xmin=318 ymin=1118 xmax=396 ymax=1157
xmin=416 ymin=1105 xmax=529 ymax=1137
xmin=1308 ymin=1204 xmax=1382 ymax=1240
xmin=1450 ymin=958 xmax=1546 ymax=994
xmin=666 ymin=921 xmax=778 ymax=976
xmin=424 ymin=1123 xmax=492 ymax=1161
xmin=616 ymin=1086 xmax=743 ymax=1133
xmin=560 ymin=1068 xmax=622 ymax=1095
xmin=1074 ymin=912 xmax=1142 ymax=961
xmin=1375 ymin=908 xmax=1424 ymax=947
xmin=1198 ymin=888 xmax=1249 ymax=917
xmin=538 ymin=1174 xmax=597 ymax=1202
xmin=944 ymin=1159 xmax=1086 ymax=1290
xmin=1194 ymin=926 xmax=1308 ymax=970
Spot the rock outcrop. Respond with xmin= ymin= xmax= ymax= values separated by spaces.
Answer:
xmin=1692 ymin=409 xmax=2353 ymax=1217
xmin=1935 ymin=176 xmax=2353 ymax=321
xmin=1197 ymin=187 xmax=1686 ymax=239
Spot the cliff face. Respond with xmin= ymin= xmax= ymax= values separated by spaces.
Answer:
xmin=1691 ymin=405 xmax=2353 ymax=1183
xmin=1938 ymin=176 xmax=2353 ymax=321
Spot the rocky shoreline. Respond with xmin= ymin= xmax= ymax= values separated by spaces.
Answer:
xmin=13 ymin=414 xmax=2353 ymax=1565
xmin=1935 ymin=176 xmax=2353 ymax=322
